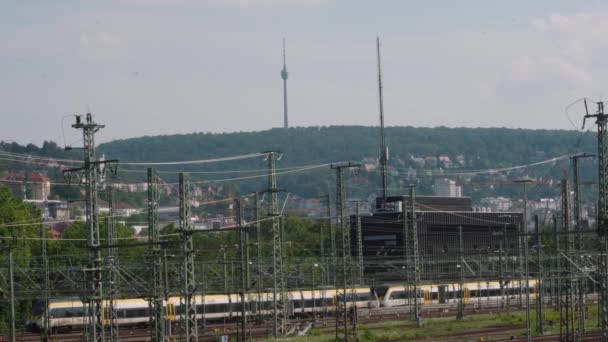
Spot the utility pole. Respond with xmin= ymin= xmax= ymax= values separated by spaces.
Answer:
xmin=571 ymin=153 xmax=593 ymax=337
xmin=40 ymin=221 xmax=50 ymax=340
xmin=332 ymin=162 xmax=360 ymax=342
xmin=267 ymin=151 xmax=287 ymax=337
xmin=523 ymin=220 xmax=531 ymax=342
xmin=563 ymin=174 xmax=580 ymax=341
xmin=535 ymin=215 xmax=544 ymax=335
xmin=254 ymin=192 xmax=264 ymax=324
xmin=376 ymin=36 xmax=389 ymax=201
xmin=281 ymin=38 xmax=289 ymax=129
xmin=9 ymin=244 xmax=15 ymax=342
xmin=554 ymin=216 xmax=561 ymax=312
xmin=179 ymin=173 xmax=197 ymax=341
xmin=222 ymin=246 xmax=228 ymax=294
xmin=326 ymin=194 xmax=336 ymax=287
xmin=63 ymin=113 xmax=116 ymax=342
xmin=457 ymin=226 xmax=465 ymax=320
xmin=148 ymin=168 xmax=165 ymax=342
xmin=499 ymin=228 xmax=505 ymax=310
xmin=313 ymin=195 xmax=329 ymax=286
xmin=236 ymin=198 xmax=248 ymax=342
xmin=409 ymin=186 xmax=422 ymax=328
xmin=106 ymin=186 xmax=118 ymax=342
xmin=582 ymin=100 xmax=608 ymax=339
xmin=402 ymin=201 xmax=411 ymax=306
xmin=515 ymin=178 xmax=534 ymax=309
xmin=355 ymin=202 xmax=364 ymax=285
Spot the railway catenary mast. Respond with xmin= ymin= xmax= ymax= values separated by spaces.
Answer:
xmin=376 ymin=36 xmax=389 ymax=201
xmin=148 ymin=168 xmax=165 ymax=342
xmin=332 ymin=162 xmax=360 ymax=342
xmin=63 ymin=113 xmax=117 ymax=342
xmin=179 ymin=173 xmax=198 ymax=341
xmin=582 ymin=100 xmax=608 ymax=340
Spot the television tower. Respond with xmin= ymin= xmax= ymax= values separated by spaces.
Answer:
xmin=281 ymin=38 xmax=289 ymax=129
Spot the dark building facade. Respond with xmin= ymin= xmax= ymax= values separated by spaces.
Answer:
xmin=351 ymin=196 xmax=523 ymax=283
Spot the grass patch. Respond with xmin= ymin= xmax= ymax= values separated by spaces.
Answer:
xmin=261 ymin=304 xmax=603 ymax=341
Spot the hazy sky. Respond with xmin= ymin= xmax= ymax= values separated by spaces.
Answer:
xmin=1 ymin=0 xmax=607 ymax=145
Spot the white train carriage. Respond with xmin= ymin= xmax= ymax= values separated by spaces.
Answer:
xmin=381 ymin=280 xmax=537 ymax=308
xmin=37 ymin=297 xmax=158 ymax=332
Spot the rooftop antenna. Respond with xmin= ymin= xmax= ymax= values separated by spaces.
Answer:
xmin=377 ymin=36 xmax=388 ymax=200
xmin=281 ymin=38 xmax=289 ymax=129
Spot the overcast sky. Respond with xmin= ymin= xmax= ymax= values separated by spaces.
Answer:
xmin=1 ymin=0 xmax=607 ymax=145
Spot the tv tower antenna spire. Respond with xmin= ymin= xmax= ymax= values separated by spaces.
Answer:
xmin=281 ymin=38 xmax=289 ymax=129
xmin=377 ymin=36 xmax=388 ymax=200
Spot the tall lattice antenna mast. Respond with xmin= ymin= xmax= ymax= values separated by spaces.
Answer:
xmin=377 ymin=36 xmax=388 ymax=200
xmin=281 ymin=38 xmax=289 ymax=129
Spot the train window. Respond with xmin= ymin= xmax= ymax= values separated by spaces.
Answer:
xmin=125 ymin=308 xmax=149 ymax=318
xmin=389 ymin=291 xmax=405 ymax=300
xmin=356 ymin=293 xmax=371 ymax=301
xmin=50 ymin=307 xmax=84 ymax=318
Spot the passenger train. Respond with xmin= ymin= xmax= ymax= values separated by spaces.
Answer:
xmin=30 ymin=280 xmax=537 ymax=333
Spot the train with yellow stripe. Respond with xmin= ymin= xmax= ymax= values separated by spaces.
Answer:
xmin=377 ymin=280 xmax=538 ymax=307
xmin=31 ymin=287 xmax=375 ymax=332
xmin=31 ymin=280 xmax=537 ymax=332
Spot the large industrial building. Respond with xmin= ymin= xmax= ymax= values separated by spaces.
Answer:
xmin=351 ymin=196 xmax=523 ymax=283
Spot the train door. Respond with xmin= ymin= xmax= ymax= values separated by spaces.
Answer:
xmin=103 ymin=306 xmax=110 ymax=326
xmin=423 ymin=290 xmax=430 ymax=304
xmin=166 ymin=303 xmax=176 ymax=321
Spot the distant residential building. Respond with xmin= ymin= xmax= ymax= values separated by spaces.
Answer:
xmin=480 ymin=197 xmax=513 ymax=212
xmin=409 ymin=155 xmax=426 ymax=168
xmin=455 ymin=155 xmax=466 ymax=166
xmin=24 ymin=199 xmax=69 ymax=220
xmin=361 ymin=157 xmax=378 ymax=172
xmin=2 ymin=172 xmax=51 ymax=200
xmin=438 ymin=155 xmax=453 ymax=168
xmin=424 ymin=156 xmax=438 ymax=168
xmin=434 ymin=178 xmax=462 ymax=197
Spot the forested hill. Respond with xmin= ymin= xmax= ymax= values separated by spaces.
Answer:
xmin=94 ymin=126 xmax=597 ymax=200
xmin=0 ymin=126 xmax=598 ymax=200
xmin=98 ymin=126 xmax=596 ymax=168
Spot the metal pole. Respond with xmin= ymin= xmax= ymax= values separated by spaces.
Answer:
xmin=41 ymin=221 xmax=50 ymax=340
xmin=236 ymin=199 xmax=248 ymax=342
xmin=582 ymin=101 xmax=608 ymax=339
xmin=410 ymin=186 xmax=422 ymax=328
xmin=402 ymin=202 xmax=410 ymax=307
xmin=457 ymin=225 xmax=464 ymax=320
xmin=267 ymin=151 xmax=287 ymax=338
xmin=535 ymin=215 xmax=544 ymax=335
xmin=327 ymin=194 xmax=336 ymax=287
xmin=9 ymin=247 xmax=16 ymax=342
xmin=356 ymin=202 xmax=364 ymax=285
xmin=332 ymin=162 xmax=359 ymax=342
xmin=106 ymin=187 xmax=118 ymax=342
xmin=499 ymin=229 xmax=505 ymax=309
xmin=147 ymin=169 xmax=164 ymax=342
xmin=179 ymin=173 xmax=197 ymax=341
xmin=254 ymin=192 xmax=263 ymax=324
xmin=523 ymin=221 xmax=531 ymax=341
